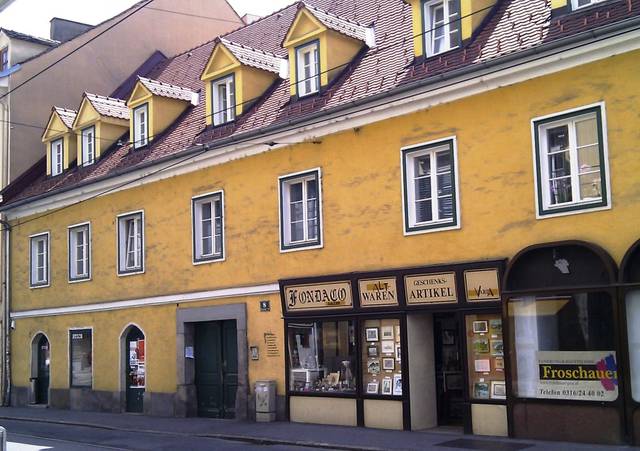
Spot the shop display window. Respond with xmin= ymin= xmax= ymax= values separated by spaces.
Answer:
xmin=362 ymin=318 xmax=402 ymax=396
xmin=288 ymin=320 xmax=356 ymax=393
xmin=465 ymin=314 xmax=505 ymax=400
xmin=508 ymin=293 xmax=617 ymax=402
xmin=626 ymin=290 xmax=640 ymax=402
xmin=70 ymin=329 xmax=92 ymax=387
xmin=128 ymin=337 xmax=146 ymax=388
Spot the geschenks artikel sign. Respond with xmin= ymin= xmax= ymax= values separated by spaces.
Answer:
xmin=284 ymin=281 xmax=353 ymax=311
xmin=404 ymin=272 xmax=457 ymax=304
xmin=358 ymin=278 xmax=398 ymax=307
xmin=536 ymin=351 xmax=618 ymax=401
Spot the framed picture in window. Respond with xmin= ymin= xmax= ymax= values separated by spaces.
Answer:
xmin=474 ymin=382 xmax=490 ymax=399
xmin=381 ymin=377 xmax=393 ymax=395
xmin=395 ymin=344 xmax=401 ymax=361
xmin=393 ymin=374 xmax=402 ymax=396
xmin=382 ymin=358 xmax=395 ymax=371
xmin=473 ymin=337 xmax=490 ymax=354
xmin=367 ymin=346 xmax=378 ymax=357
xmin=381 ymin=326 xmax=394 ymax=340
xmin=366 ymin=327 xmax=379 ymax=342
xmin=494 ymin=357 xmax=504 ymax=370
xmin=491 ymin=381 xmax=506 ymax=400
xmin=367 ymin=359 xmax=380 ymax=374
xmin=490 ymin=339 xmax=503 ymax=356
xmin=381 ymin=340 xmax=395 ymax=354
xmin=472 ymin=321 xmax=488 ymax=333
xmin=367 ymin=382 xmax=379 ymax=394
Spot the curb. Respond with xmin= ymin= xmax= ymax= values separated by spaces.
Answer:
xmin=0 ymin=415 xmax=385 ymax=451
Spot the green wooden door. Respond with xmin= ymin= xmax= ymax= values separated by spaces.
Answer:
xmin=195 ymin=320 xmax=238 ymax=418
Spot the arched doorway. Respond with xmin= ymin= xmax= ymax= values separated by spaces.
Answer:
xmin=31 ymin=334 xmax=50 ymax=405
xmin=503 ymin=240 xmax=621 ymax=445
xmin=122 ymin=325 xmax=145 ymax=413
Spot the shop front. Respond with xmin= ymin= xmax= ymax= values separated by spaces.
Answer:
xmin=279 ymin=259 xmax=507 ymax=435
xmin=503 ymin=241 xmax=624 ymax=445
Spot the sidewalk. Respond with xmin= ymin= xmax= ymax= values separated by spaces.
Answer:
xmin=0 ymin=406 xmax=635 ymax=450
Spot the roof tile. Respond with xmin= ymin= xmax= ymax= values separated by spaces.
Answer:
xmin=85 ymin=93 xmax=129 ymax=120
xmin=137 ymin=76 xmax=198 ymax=103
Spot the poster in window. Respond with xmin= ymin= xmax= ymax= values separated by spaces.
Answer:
xmin=535 ymin=351 xmax=618 ymax=402
xmin=393 ymin=374 xmax=402 ymax=396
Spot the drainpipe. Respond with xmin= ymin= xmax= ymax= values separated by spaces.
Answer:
xmin=0 ymin=218 xmax=9 ymax=407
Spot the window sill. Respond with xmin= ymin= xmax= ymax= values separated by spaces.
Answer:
xmin=193 ymin=255 xmax=225 ymax=265
xmin=117 ymin=268 xmax=145 ymax=277
xmin=537 ymin=201 xmax=610 ymax=219
xmin=29 ymin=282 xmax=50 ymax=289
xmin=404 ymin=220 xmax=460 ymax=236
xmin=68 ymin=276 xmax=91 ymax=284
xmin=280 ymin=241 xmax=323 ymax=254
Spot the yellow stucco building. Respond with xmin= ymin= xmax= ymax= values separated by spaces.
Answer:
xmin=1 ymin=0 xmax=640 ymax=446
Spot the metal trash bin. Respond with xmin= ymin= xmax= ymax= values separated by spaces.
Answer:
xmin=0 ymin=425 xmax=6 ymax=451
xmin=255 ymin=380 xmax=276 ymax=422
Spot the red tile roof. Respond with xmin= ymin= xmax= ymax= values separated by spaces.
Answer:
xmin=4 ymin=0 xmax=640 ymax=207
xmin=218 ymin=38 xmax=285 ymax=74
xmin=137 ymin=76 xmax=198 ymax=104
xmin=84 ymin=93 xmax=129 ymax=120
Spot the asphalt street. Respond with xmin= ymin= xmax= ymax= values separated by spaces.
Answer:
xmin=2 ymin=419 xmax=325 ymax=451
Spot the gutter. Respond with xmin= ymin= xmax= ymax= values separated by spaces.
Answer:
xmin=1 ymin=219 xmax=9 ymax=406
xmin=2 ymin=16 xmax=640 ymax=213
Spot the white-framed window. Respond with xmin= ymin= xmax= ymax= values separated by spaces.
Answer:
xmin=571 ymin=0 xmax=606 ymax=10
xmin=402 ymin=137 xmax=460 ymax=234
xmin=117 ymin=211 xmax=144 ymax=275
xmin=81 ymin=126 xmax=95 ymax=166
xmin=423 ymin=0 xmax=460 ymax=57
xmin=296 ymin=41 xmax=319 ymax=97
xmin=50 ymin=138 xmax=63 ymax=176
xmin=68 ymin=223 xmax=91 ymax=282
xmin=133 ymin=103 xmax=149 ymax=148
xmin=192 ymin=192 xmax=224 ymax=263
xmin=212 ymin=74 xmax=235 ymax=126
xmin=279 ymin=169 xmax=322 ymax=251
xmin=29 ymin=232 xmax=50 ymax=288
xmin=532 ymin=103 xmax=609 ymax=218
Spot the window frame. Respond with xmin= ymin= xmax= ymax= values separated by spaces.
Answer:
xmin=133 ymin=103 xmax=149 ymax=149
xmin=0 ymin=47 xmax=8 ymax=71
xmin=68 ymin=327 xmax=93 ymax=388
xmin=531 ymin=102 xmax=611 ymax=219
xmin=68 ymin=222 xmax=91 ymax=283
xmin=81 ymin=125 xmax=96 ymax=166
xmin=570 ymin=0 xmax=607 ymax=10
xmin=116 ymin=210 xmax=145 ymax=276
xmin=211 ymin=74 xmax=235 ymax=126
xmin=29 ymin=231 xmax=50 ymax=288
xmin=50 ymin=138 xmax=64 ymax=177
xmin=401 ymin=136 xmax=461 ymax=235
xmin=422 ymin=0 xmax=461 ymax=58
xmin=295 ymin=40 xmax=320 ymax=98
xmin=191 ymin=190 xmax=225 ymax=264
xmin=278 ymin=168 xmax=323 ymax=253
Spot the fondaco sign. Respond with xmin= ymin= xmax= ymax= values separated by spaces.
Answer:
xmin=536 ymin=351 xmax=618 ymax=401
xmin=284 ymin=281 xmax=353 ymax=311
xmin=404 ymin=272 xmax=457 ymax=304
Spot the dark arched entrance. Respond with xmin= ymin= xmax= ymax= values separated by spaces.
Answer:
xmin=621 ymin=239 xmax=640 ymax=444
xmin=32 ymin=334 xmax=50 ymax=405
xmin=503 ymin=240 xmax=622 ymax=445
xmin=123 ymin=325 xmax=145 ymax=413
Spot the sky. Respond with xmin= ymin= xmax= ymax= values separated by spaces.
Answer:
xmin=0 ymin=0 xmax=293 ymax=39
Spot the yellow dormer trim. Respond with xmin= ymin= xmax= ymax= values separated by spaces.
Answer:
xmin=73 ymin=96 xmax=128 ymax=165
xmin=282 ymin=8 xmax=327 ymax=49
xmin=42 ymin=109 xmax=76 ymax=176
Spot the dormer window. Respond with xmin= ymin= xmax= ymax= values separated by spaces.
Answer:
xmin=0 ymin=47 xmax=8 ymax=71
xmin=133 ymin=103 xmax=149 ymax=148
xmin=81 ymin=126 xmax=95 ymax=166
xmin=50 ymin=139 xmax=63 ymax=176
xmin=424 ymin=0 xmax=460 ymax=57
xmin=212 ymin=75 xmax=235 ymax=126
xmin=572 ymin=0 xmax=605 ymax=9
xmin=296 ymin=41 xmax=320 ymax=97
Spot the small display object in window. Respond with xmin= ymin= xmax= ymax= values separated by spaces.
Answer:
xmin=381 ymin=326 xmax=394 ymax=340
xmin=382 ymin=377 xmax=393 ymax=395
xmin=395 ymin=326 xmax=401 ymax=341
xmin=367 ymin=346 xmax=378 ymax=357
xmin=491 ymin=339 xmax=504 ymax=356
xmin=491 ymin=380 xmax=506 ymax=399
xmin=442 ymin=329 xmax=456 ymax=345
xmin=473 ymin=337 xmax=489 ymax=353
xmin=393 ymin=374 xmax=402 ymax=395
xmin=474 ymin=382 xmax=490 ymax=399
xmin=494 ymin=357 xmax=504 ymax=370
xmin=489 ymin=319 xmax=502 ymax=333
xmin=381 ymin=340 xmax=394 ymax=354
xmin=327 ymin=372 xmax=340 ymax=386
xmin=367 ymin=359 xmax=381 ymax=374
xmin=472 ymin=320 xmax=488 ymax=333
xmin=366 ymin=327 xmax=379 ymax=341
xmin=395 ymin=344 xmax=401 ymax=361
xmin=339 ymin=360 xmax=354 ymax=390
xmin=474 ymin=359 xmax=491 ymax=372
xmin=367 ymin=382 xmax=379 ymax=394
xmin=382 ymin=358 xmax=395 ymax=370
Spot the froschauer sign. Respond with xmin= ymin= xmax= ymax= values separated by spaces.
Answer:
xmin=404 ymin=272 xmax=457 ymax=304
xmin=284 ymin=281 xmax=353 ymax=311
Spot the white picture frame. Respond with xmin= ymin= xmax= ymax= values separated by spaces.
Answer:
xmin=381 ymin=326 xmax=394 ymax=340
xmin=472 ymin=320 xmax=489 ymax=333
xmin=382 ymin=357 xmax=395 ymax=370
xmin=367 ymin=359 xmax=380 ymax=374
xmin=366 ymin=382 xmax=379 ymax=394
xmin=395 ymin=344 xmax=401 ymax=361
xmin=365 ymin=327 xmax=379 ymax=342
xmin=381 ymin=340 xmax=394 ymax=354
xmin=393 ymin=374 xmax=402 ymax=396
xmin=491 ymin=380 xmax=506 ymax=400
xmin=381 ymin=377 xmax=393 ymax=395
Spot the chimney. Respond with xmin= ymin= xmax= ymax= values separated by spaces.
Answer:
xmin=50 ymin=17 xmax=92 ymax=43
